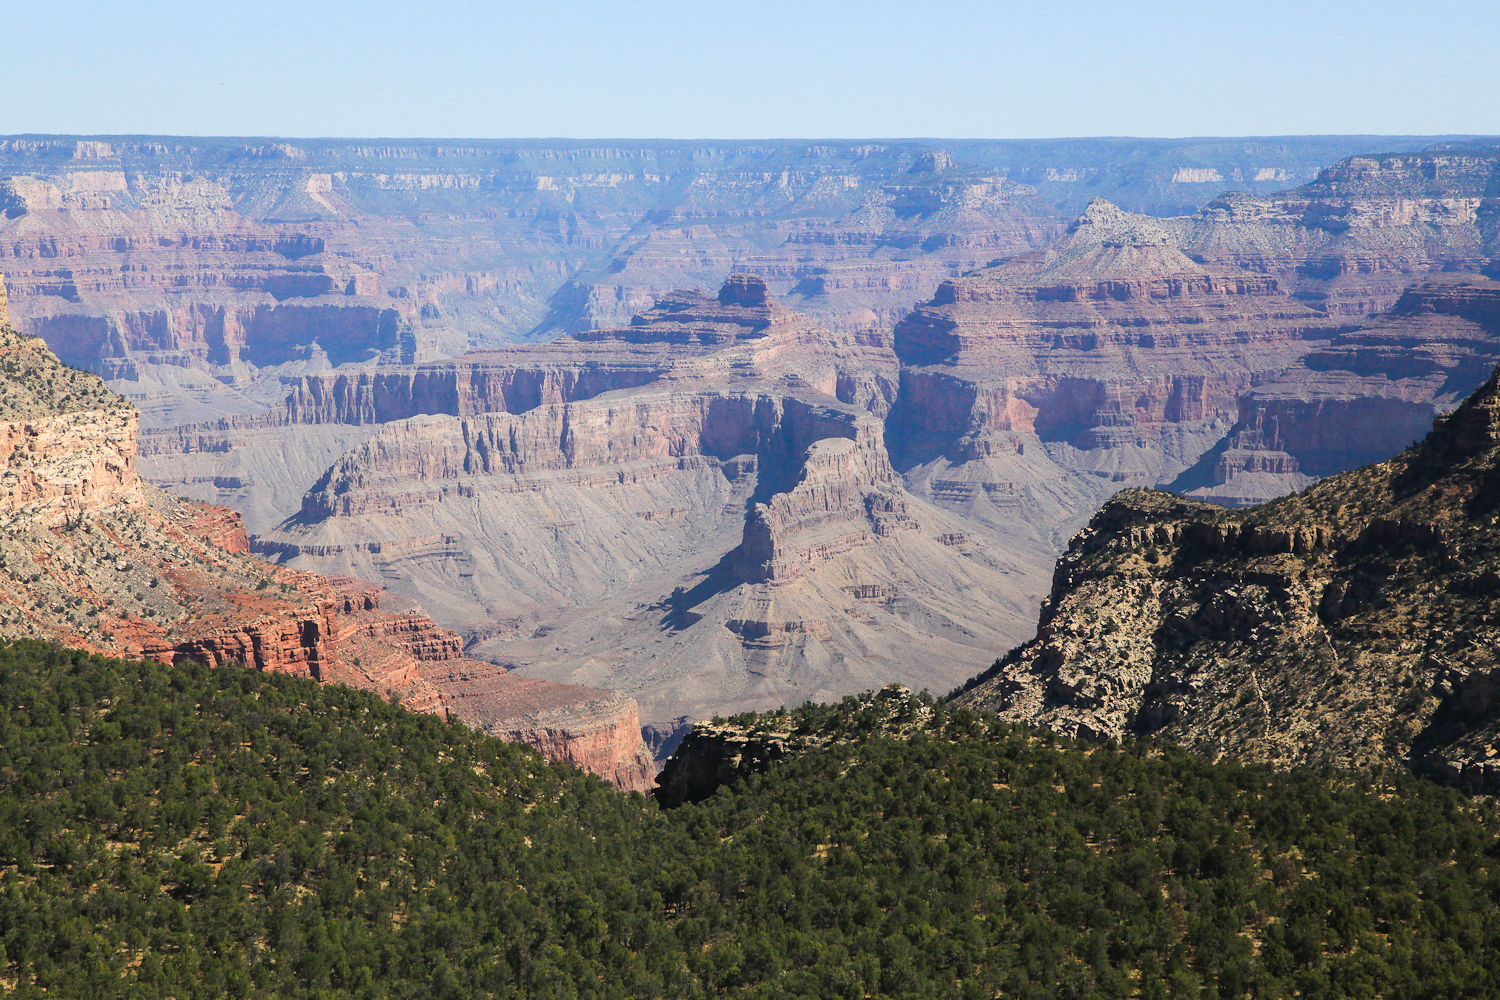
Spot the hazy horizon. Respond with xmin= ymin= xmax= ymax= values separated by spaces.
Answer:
xmin=0 ymin=132 xmax=1493 ymax=143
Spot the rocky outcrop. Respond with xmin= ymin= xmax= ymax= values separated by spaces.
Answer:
xmin=654 ymin=724 xmax=810 ymax=808
xmin=954 ymin=365 xmax=1500 ymax=789
xmin=654 ymin=685 xmax=932 ymax=806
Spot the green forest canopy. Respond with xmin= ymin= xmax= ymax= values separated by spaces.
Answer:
xmin=1 ymin=640 xmax=1497 ymax=999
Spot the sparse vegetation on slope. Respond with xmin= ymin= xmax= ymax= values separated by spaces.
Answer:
xmin=0 ymin=325 xmax=121 ymax=421
xmin=955 ymin=366 xmax=1500 ymax=785
xmin=3 ymin=643 xmax=1498 ymax=999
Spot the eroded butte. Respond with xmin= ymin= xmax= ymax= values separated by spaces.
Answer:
xmin=249 ymin=275 xmax=1054 ymax=733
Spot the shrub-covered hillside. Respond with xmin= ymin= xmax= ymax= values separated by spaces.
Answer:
xmin=1 ymin=640 xmax=1498 ymax=999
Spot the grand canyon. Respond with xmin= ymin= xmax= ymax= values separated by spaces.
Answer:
xmin=3 ymin=135 xmax=1500 ymax=762
xmin=4 ymin=122 xmax=1500 ymax=997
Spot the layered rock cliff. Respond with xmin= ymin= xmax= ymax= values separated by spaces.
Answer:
xmin=0 ymin=297 xmax=654 ymax=790
xmin=244 ymin=238 xmax=1500 ymax=737
xmin=2 ymin=136 xmax=1462 ymax=435
xmin=954 ymin=366 xmax=1500 ymax=790
xmin=254 ymin=276 xmax=1049 ymax=731
xmin=1168 ymin=146 xmax=1500 ymax=317
xmin=887 ymin=185 xmax=1500 ymax=515
xmin=886 ymin=200 xmax=1347 ymax=519
xmin=1184 ymin=273 xmax=1500 ymax=505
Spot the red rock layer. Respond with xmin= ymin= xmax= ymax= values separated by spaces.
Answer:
xmin=420 ymin=659 xmax=655 ymax=792
xmin=0 ymin=309 xmax=656 ymax=790
xmin=886 ymin=201 xmax=1344 ymax=494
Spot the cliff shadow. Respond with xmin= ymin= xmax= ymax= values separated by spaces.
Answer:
xmin=655 ymin=452 xmax=800 ymax=632
xmin=657 ymin=558 xmax=742 ymax=633
xmin=1409 ymin=668 xmax=1500 ymax=795
xmin=882 ymin=368 xmax=967 ymax=474
xmin=1163 ymin=437 xmax=1233 ymax=496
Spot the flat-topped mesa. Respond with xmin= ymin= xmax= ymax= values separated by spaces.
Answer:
xmin=572 ymin=275 xmax=792 ymax=346
xmin=1310 ymin=150 xmax=1500 ymax=197
xmin=292 ymin=388 xmax=879 ymax=521
xmin=718 ymin=271 xmax=770 ymax=307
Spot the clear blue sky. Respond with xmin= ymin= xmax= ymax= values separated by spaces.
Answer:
xmin=6 ymin=0 xmax=1497 ymax=139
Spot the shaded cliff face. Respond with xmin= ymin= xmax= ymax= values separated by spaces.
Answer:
xmin=954 ymin=366 xmax=1500 ymax=790
xmin=653 ymin=684 xmax=933 ymax=806
xmin=252 ymin=277 xmax=1051 ymax=729
xmin=0 ymin=306 xmax=654 ymax=790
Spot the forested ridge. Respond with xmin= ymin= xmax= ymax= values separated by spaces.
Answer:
xmin=1 ymin=641 xmax=1498 ymax=999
